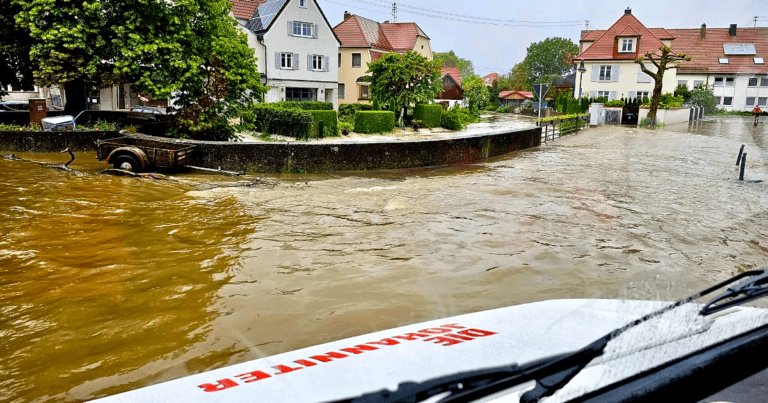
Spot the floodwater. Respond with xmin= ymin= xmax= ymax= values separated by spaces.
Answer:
xmin=1 ymin=116 xmax=767 ymax=402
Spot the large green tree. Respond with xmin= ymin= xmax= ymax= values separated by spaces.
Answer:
xmin=433 ymin=50 xmax=475 ymax=82
xmin=522 ymin=37 xmax=578 ymax=86
xmin=635 ymin=45 xmax=691 ymax=127
xmin=463 ymin=75 xmax=489 ymax=112
xmin=0 ymin=0 xmax=36 ymax=98
xmin=11 ymin=0 xmax=265 ymax=138
xmin=366 ymin=51 xmax=442 ymax=121
xmin=509 ymin=63 xmax=531 ymax=91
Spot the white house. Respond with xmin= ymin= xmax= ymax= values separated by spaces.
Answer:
xmin=239 ymin=0 xmax=341 ymax=108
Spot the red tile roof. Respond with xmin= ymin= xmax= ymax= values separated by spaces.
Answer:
xmin=442 ymin=67 xmax=462 ymax=86
xmin=580 ymin=30 xmax=602 ymax=41
xmin=575 ymin=13 xmax=666 ymax=61
xmin=668 ymin=27 xmax=768 ymax=74
xmin=482 ymin=72 xmax=499 ymax=85
xmin=229 ymin=0 xmax=265 ymax=20
xmin=499 ymin=91 xmax=533 ymax=99
xmin=333 ymin=15 xmax=429 ymax=53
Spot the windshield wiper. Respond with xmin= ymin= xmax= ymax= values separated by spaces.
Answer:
xmin=329 ymin=269 xmax=768 ymax=403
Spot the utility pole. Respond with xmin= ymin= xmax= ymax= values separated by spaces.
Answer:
xmin=392 ymin=3 xmax=397 ymax=23
xmin=585 ymin=20 xmax=589 ymax=30
xmin=755 ymin=16 xmax=759 ymax=27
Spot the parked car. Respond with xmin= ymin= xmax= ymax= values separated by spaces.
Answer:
xmin=0 ymin=101 xmax=30 ymax=112
xmin=126 ymin=106 xmax=168 ymax=122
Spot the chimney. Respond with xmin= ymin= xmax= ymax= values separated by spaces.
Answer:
xmin=729 ymin=24 xmax=737 ymax=36
xmin=624 ymin=7 xmax=631 ymax=15
xmin=344 ymin=11 xmax=352 ymax=20
xmin=700 ymin=23 xmax=706 ymax=39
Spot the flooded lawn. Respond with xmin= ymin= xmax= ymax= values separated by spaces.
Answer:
xmin=1 ymin=116 xmax=767 ymax=402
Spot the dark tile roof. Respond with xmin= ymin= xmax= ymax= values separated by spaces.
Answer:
xmin=229 ymin=0 xmax=266 ymax=20
xmin=442 ymin=67 xmax=462 ymax=87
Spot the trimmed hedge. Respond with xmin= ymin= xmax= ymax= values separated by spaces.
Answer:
xmin=414 ymin=104 xmax=442 ymax=128
xmin=249 ymin=104 xmax=314 ymax=138
xmin=308 ymin=110 xmax=339 ymax=137
xmin=354 ymin=111 xmax=396 ymax=134
xmin=339 ymin=103 xmax=373 ymax=120
xmin=273 ymin=101 xmax=333 ymax=110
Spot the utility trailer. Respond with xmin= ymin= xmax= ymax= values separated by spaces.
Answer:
xmin=96 ymin=137 xmax=196 ymax=172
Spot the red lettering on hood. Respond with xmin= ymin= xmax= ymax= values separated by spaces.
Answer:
xmin=273 ymin=364 xmax=303 ymax=375
xmin=393 ymin=333 xmax=430 ymax=341
xmin=341 ymin=344 xmax=379 ymax=354
xmin=198 ymin=378 xmax=239 ymax=392
xmin=440 ymin=324 xmax=467 ymax=329
xmin=443 ymin=333 xmax=475 ymax=341
xmin=419 ymin=328 xmax=452 ymax=334
xmin=309 ymin=352 xmax=349 ymax=363
xmin=295 ymin=359 xmax=318 ymax=367
xmin=424 ymin=336 xmax=464 ymax=346
xmin=367 ymin=338 xmax=401 ymax=346
xmin=236 ymin=371 xmax=271 ymax=383
xmin=459 ymin=329 xmax=497 ymax=337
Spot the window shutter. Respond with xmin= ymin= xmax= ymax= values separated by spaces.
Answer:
xmin=628 ymin=91 xmax=636 ymax=100
xmin=609 ymin=91 xmax=617 ymax=101
xmin=275 ymin=52 xmax=280 ymax=69
xmin=591 ymin=65 xmax=599 ymax=82
xmin=308 ymin=54 xmax=312 ymax=71
xmin=324 ymin=56 xmax=330 ymax=72
xmin=294 ymin=53 xmax=300 ymax=70
xmin=313 ymin=24 xmax=318 ymax=39
xmin=637 ymin=66 xmax=652 ymax=83
xmin=611 ymin=65 xmax=620 ymax=82
xmin=590 ymin=90 xmax=597 ymax=98
xmin=288 ymin=21 xmax=293 ymax=36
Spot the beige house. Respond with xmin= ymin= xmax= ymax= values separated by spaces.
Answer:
xmin=333 ymin=12 xmax=432 ymax=104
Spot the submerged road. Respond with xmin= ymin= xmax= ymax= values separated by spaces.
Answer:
xmin=0 ymin=116 xmax=767 ymax=402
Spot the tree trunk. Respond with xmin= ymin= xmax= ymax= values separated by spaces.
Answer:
xmin=646 ymin=52 xmax=669 ymax=128
xmin=63 ymin=78 xmax=86 ymax=115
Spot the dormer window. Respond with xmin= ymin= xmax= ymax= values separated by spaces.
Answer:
xmin=299 ymin=0 xmax=306 ymax=7
xmin=755 ymin=57 xmax=765 ymax=65
xmin=620 ymin=38 xmax=635 ymax=53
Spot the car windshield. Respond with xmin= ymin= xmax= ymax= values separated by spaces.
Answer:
xmin=3 ymin=5 xmax=768 ymax=403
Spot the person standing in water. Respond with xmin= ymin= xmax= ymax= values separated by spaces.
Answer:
xmin=754 ymin=106 xmax=762 ymax=125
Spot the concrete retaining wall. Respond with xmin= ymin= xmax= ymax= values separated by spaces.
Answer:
xmin=0 ymin=126 xmax=542 ymax=172
xmin=0 ymin=130 xmax=120 ymax=152
xmin=639 ymin=107 xmax=691 ymax=125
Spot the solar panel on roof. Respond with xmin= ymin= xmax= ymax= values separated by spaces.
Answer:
xmin=723 ymin=44 xmax=756 ymax=55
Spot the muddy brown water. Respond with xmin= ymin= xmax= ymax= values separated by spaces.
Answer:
xmin=1 ymin=116 xmax=767 ymax=402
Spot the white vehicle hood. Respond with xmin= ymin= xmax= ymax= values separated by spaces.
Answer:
xmin=90 ymin=298 xmax=768 ymax=403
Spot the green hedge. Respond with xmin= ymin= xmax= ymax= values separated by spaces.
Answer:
xmin=272 ymin=101 xmax=333 ymax=110
xmin=413 ymin=104 xmax=442 ymax=128
xmin=248 ymin=104 xmax=314 ymax=139
xmin=339 ymin=104 xmax=373 ymax=120
xmin=308 ymin=110 xmax=339 ymax=137
xmin=354 ymin=111 xmax=395 ymax=134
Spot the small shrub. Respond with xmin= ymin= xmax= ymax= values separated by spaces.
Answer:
xmin=248 ymin=104 xmax=313 ymax=139
xmin=91 ymin=120 xmax=117 ymax=131
xmin=496 ymin=106 xmax=510 ymax=113
xmin=339 ymin=104 xmax=373 ymax=120
xmin=339 ymin=121 xmax=354 ymax=135
xmin=354 ymin=111 xmax=396 ymax=134
xmin=371 ymin=98 xmax=381 ymax=111
xmin=485 ymin=104 xmax=498 ymax=111
xmin=413 ymin=104 xmax=443 ymax=128
xmin=0 ymin=123 xmax=25 ymax=131
xmin=604 ymin=100 xmax=625 ymax=107
xmin=307 ymin=110 xmax=339 ymax=137
xmin=441 ymin=107 xmax=464 ymax=130
xmin=411 ymin=119 xmax=425 ymax=130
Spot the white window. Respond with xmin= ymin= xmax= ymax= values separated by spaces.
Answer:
xmin=759 ymin=97 xmax=768 ymax=106
xmin=359 ymin=85 xmax=369 ymax=100
xmin=338 ymin=83 xmax=345 ymax=99
xmin=596 ymin=91 xmax=610 ymax=99
xmin=637 ymin=91 xmax=650 ymax=100
xmin=293 ymin=21 xmax=313 ymax=37
xmin=723 ymin=97 xmax=733 ymax=106
xmin=718 ymin=58 xmax=729 ymax=64
xmin=281 ymin=53 xmax=293 ymax=69
xmin=693 ymin=80 xmax=704 ymax=88
xmin=338 ymin=53 xmax=341 ymax=67
xmin=677 ymin=80 xmax=688 ymax=88
xmin=754 ymin=57 xmax=764 ymax=64
xmin=312 ymin=55 xmax=324 ymax=71
xmin=726 ymin=77 xmax=734 ymax=86
xmin=761 ymin=78 xmax=768 ymax=87
xmin=715 ymin=96 xmax=721 ymax=104
xmin=599 ymin=65 xmax=612 ymax=81
xmin=620 ymin=39 xmax=634 ymax=53
xmin=299 ymin=0 xmax=306 ymax=7
xmin=352 ymin=53 xmax=362 ymax=67
xmin=749 ymin=78 xmax=758 ymax=87
xmin=714 ymin=77 xmax=724 ymax=86
xmin=747 ymin=97 xmax=756 ymax=106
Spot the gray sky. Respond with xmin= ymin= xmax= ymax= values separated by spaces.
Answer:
xmin=318 ymin=0 xmax=767 ymax=76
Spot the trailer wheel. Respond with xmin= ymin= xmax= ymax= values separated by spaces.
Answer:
xmin=113 ymin=155 xmax=141 ymax=172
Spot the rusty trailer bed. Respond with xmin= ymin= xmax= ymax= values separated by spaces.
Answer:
xmin=97 ymin=137 xmax=196 ymax=169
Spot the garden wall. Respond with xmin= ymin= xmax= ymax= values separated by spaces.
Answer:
xmin=638 ymin=107 xmax=691 ymax=126
xmin=0 ymin=130 xmax=120 ymax=152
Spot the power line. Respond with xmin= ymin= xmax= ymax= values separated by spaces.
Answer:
xmin=346 ymin=0 xmax=583 ymax=27
xmin=323 ymin=0 xmax=390 ymax=16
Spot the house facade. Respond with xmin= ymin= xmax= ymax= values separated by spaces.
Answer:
xmin=576 ymin=8 xmax=768 ymax=111
xmin=498 ymin=91 xmax=533 ymax=107
xmin=241 ymin=0 xmax=341 ymax=108
xmin=575 ymin=8 xmax=677 ymax=102
xmin=333 ymin=13 xmax=432 ymax=105
xmin=436 ymin=67 xmax=465 ymax=108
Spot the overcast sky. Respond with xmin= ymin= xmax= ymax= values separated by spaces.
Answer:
xmin=317 ymin=0 xmax=767 ymax=76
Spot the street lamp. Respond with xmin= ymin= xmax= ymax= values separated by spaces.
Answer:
xmin=577 ymin=60 xmax=587 ymax=99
